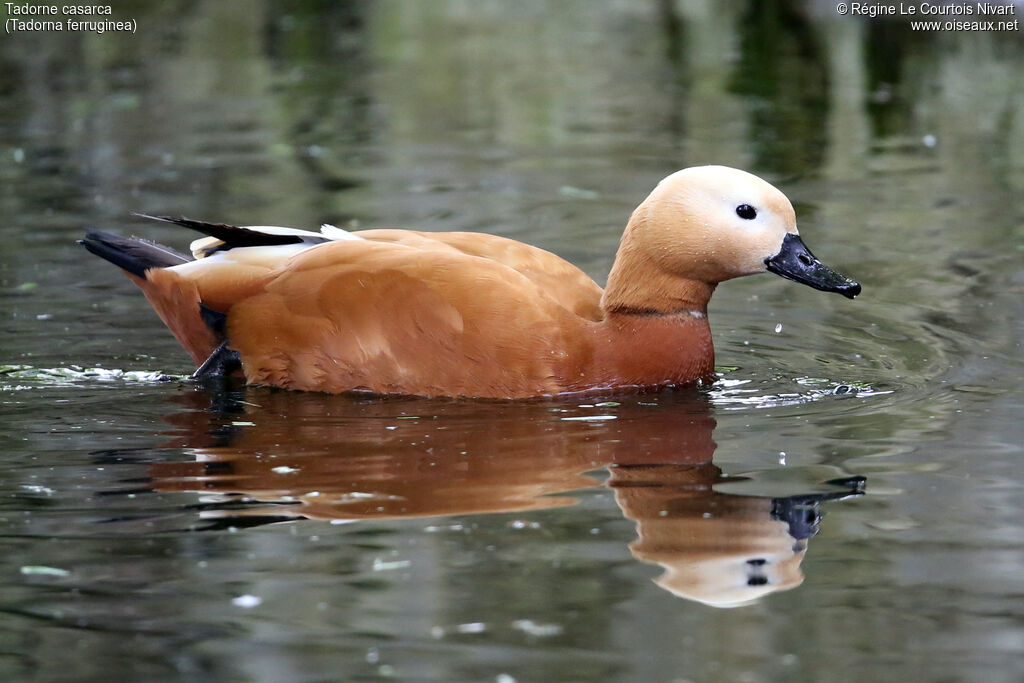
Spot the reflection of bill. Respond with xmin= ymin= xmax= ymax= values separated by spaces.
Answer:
xmin=144 ymin=388 xmax=863 ymax=608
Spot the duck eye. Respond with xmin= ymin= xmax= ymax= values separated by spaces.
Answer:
xmin=736 ymin=204 xmax=757 ymax=220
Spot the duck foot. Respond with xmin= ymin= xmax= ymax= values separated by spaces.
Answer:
xmin=192 ymin=341 xmax=242 ymax=383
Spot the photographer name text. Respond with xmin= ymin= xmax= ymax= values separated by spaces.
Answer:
xmin=836 ymin=2 xmax=1019 ymax=30
xmin=841 ymin=2 xmax=1015 ymax=17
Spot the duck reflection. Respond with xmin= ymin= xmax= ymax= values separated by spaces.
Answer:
xmin=145 ymin=387 xmax=863 ymax=608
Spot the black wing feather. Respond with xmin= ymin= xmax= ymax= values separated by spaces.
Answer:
xmin=78 ymin=231 xmax=191 ymax=279
xmin=132 ymin=214 xmax=330 ymax=253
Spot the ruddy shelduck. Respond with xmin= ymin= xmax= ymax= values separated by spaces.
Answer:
xmin=80 ymin=166 xmax=860 ymax=398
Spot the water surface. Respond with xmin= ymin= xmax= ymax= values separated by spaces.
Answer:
xmin=1 ymin=1 xmax=1022 ymax=681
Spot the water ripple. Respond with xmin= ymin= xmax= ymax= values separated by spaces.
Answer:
xmin=0 ymin=365 xmax=181 ymax=390
xmin=709 ymin=373 xmax=894 ymax=410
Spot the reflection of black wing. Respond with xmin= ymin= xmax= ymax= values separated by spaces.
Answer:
xmin=189 ymin=512 xmax=302 ymax=532
xmin=772 ymin=475 xmax=866 ymax=540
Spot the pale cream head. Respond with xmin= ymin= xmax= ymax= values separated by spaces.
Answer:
xmin=629 ymin=165 xmax=798 ymax=283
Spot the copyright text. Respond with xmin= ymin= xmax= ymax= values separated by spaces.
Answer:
xmin=835 ymin=2 xmax=1019 ymax=30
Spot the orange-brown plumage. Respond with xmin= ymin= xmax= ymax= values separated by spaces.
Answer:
xmin=80 ymin=166 xmax=860 ymax=398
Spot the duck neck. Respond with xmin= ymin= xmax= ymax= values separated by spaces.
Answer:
xmin=601 ymin=228 xmax=717 ymax=318
xmin=586 ymin=209 xmax=720 ymax=387
xmin=602 ymin=271 xmax=716 ymax=317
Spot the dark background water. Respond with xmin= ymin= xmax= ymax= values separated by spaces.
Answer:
xmin=1 ymin=1 xmax=1022 ymax=681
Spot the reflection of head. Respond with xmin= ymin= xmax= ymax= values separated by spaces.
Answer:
xmin=642 ymin=518 xmax=806 ymax=609
xmin=609 ymin=464 xmax=812 ymax=608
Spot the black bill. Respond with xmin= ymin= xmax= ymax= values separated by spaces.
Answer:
xmin=765 ymin=233 xmax=861 ymax=299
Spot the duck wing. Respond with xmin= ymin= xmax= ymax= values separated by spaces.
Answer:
xmin=357 ymin=229 xmax=604 ymax=321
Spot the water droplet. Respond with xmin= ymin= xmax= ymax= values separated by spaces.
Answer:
xmin=372 ymin=558 xmax=411 ymax=572
xmin=20 ymin=565 xmax=69 ymax=577
xmin=231 ymin=594 xmax=262 ymax=608
xmin=511 ymin=619 xmax=563 ymax=637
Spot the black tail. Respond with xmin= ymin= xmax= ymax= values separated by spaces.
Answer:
xmin=78 ymin=231 xmax=192 ymax=279
xmin=133 ymin=213 xmax=329 ymax=255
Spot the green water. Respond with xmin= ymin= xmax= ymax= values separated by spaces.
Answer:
xmin=1 ymin=1 xmax=1021 ymax=681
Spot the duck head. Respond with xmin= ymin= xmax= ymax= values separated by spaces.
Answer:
xmin=603 ymin=166 xmax=860 ymax=313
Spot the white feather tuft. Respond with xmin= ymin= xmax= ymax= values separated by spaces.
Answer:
xmin=320 ymin=224 xmax=363 ymax=241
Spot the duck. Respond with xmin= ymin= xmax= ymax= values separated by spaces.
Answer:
xmin=79 ymin=165 xmax=860 ymax=398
